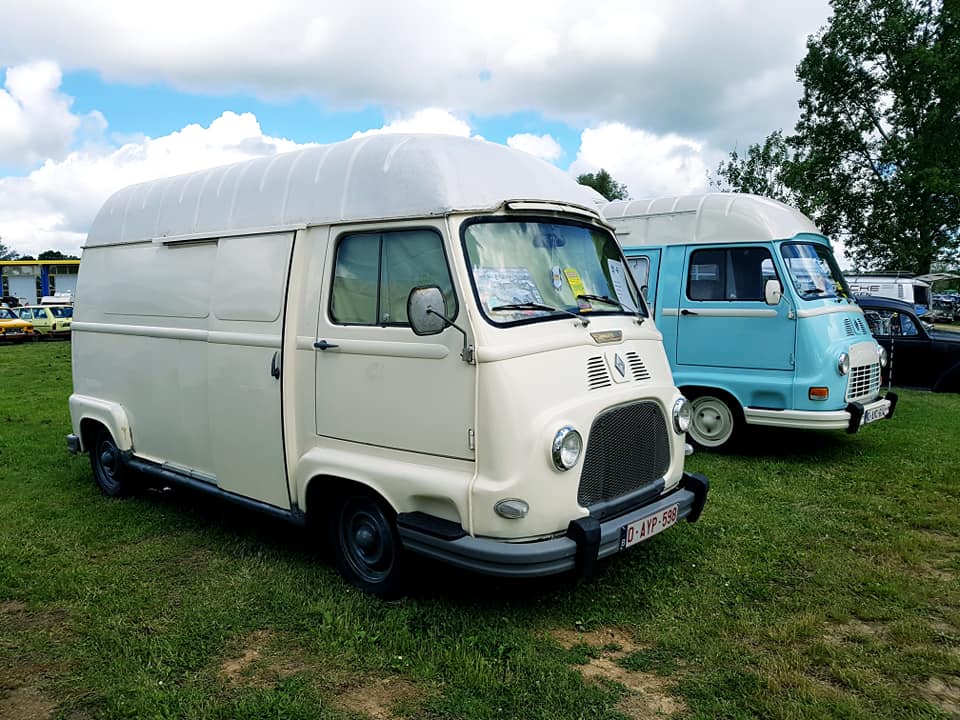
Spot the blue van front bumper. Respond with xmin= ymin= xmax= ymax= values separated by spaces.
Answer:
xmin=396 ymin=472 xmax=709 ymax=579
xmin=743 ymin=392 xmax=897 ymax=432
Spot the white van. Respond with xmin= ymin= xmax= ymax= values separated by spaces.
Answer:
xmin=846 ymin=274 xmax=932 ymax=314
xmin=67 ymin=134 xmax=708 ymax=595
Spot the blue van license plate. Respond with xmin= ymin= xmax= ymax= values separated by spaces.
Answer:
xmin=863 ymin=406 xmax=887 ymax=424
xmin=620 ymin=504 xmax=679 ymax=550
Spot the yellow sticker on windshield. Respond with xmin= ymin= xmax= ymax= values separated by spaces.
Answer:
xmin=564 ymin=268 xmax=591 ymax=311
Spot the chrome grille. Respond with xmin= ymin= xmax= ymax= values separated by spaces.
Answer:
xmin=846 ymin=362 xmax=881 ymax=402
xmin=577 ymin=401 xmax=671 ymax=507
xmin=587 ymin=356 xmax=611 ymax=390
xmin=625 ymin=352 xmax=651 ymax=381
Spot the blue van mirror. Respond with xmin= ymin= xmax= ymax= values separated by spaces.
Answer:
xmin=765 ymin=279 xmax=783 ymax=306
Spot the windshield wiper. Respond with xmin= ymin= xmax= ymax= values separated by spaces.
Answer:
xmin=489 ymin=302 xmax=589 ymax=326
xmin=800 ymin=287 xmax=826 ymax=297
xmin=577 ymin=294 xmax=644 ymax=324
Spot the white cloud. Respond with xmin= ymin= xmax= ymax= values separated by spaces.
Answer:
xmin=0 ymin=1 xmax=829 ymax=149
xmin=352 ymin=108 xmax=474 ymax=138
xmin=569 ymin=123 xmax=718 ymax=199
xmin=0 ymin=111 xmax=310 ymax=258
xmin=0 ymin=61 xmax=105 ymax=168
xmin=507 ymin=133 xmax=563 ymax=161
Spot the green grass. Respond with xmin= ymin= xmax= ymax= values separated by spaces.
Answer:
xmin=1 ymin=341 xmax=958 ymax=719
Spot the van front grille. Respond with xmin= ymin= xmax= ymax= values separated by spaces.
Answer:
xmin=577 ymin=401 xmax=671 ymax=508
xmin=846 ymin=362 xmax=881 ymax=402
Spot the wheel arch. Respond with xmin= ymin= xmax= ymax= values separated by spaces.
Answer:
xmin=69 ymin=395 xmax=133 ymax=453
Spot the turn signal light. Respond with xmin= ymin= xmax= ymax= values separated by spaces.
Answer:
xmin=809 ymin=387 xmax=829 ymax=401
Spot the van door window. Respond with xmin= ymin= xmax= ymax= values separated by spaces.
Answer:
xmin=331 ymin=229 xmax=455 ymax=326
xmin=687 ymin=247 xmax=774 ymax=301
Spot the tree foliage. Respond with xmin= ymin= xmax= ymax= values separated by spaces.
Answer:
xmin=713 ymin=0 xmax=959 ymax=274
xmin=711 ymin=131 xmax=801 ymax=207
xmin=38 ymin=250 xmax=79 ymax=261
xmin=0 ymin=239 xmax=19 ymax=261
xmin=576 ymin=169 xmax=629 ymax=201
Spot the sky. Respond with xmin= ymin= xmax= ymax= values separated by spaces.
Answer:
xmin=0 ymin=0 xmax=831 ymax=258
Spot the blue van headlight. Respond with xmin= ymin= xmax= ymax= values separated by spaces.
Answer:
xmin=837 ymin=352 xmax=850 ymax=375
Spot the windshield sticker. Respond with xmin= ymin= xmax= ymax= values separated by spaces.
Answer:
xmin=475 ymin=267 xmax=544 ymax=312
xmin=563 ymin=268 xmax=591 ymax=310
xmin=607 ymin=259 xmax=637 ymax=312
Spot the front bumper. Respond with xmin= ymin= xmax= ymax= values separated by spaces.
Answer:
xmin=397 ymin=472 xmax=709 ymax=578
xmin=743 ymin=392 xmax=898 ymax=432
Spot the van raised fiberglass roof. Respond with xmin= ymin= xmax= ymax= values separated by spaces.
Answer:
xmin=86 ymin=133 xmax=604 ymax=248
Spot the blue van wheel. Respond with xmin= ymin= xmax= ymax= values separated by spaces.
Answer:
xmin=688 ymin=394 xmax=741 ymax=450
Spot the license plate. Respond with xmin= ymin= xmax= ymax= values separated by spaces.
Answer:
xmin=619 ymin=504 xmax=679 ymax=550
xmin=863 ymin=405 xmax=888 ymax=424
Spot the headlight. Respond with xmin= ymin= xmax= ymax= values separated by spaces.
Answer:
xmin=878 ymin=346 xmax=888 ymax=368
xmin=672 ymin=397 xmax=691 ymax=433
xmin=837 ymin=352 xmax=850 ymax=375
xmin=551 ymin=427 xmax=582 ymax=471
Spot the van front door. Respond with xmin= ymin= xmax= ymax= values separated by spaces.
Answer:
xmin=677 ymin=245 xmax=795 ymax=371
xmin=208 ymin=232 xmax=295 ymax=509
xmin=313 ymin=224 xmax=476 ymax=460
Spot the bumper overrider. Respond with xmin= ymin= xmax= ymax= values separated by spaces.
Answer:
xmin=846 ymin=391 xmax=898 ymax=434
xmin=397 ymin=472 xmax=709 ymax=578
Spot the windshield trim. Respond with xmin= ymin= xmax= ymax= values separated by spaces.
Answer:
xmin=460 ymin=215 xmax=648 ymax=329
xmin=779 ymin=239 xmax=852 ymax=302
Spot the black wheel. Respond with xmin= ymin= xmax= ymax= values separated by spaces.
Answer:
xmin=687 ymin=393 xmax=742 ymax=451
xmin=89 ymin=426 xmax=133 ymax=497
xmin=330 ymin=491 xmax=405 ymax=597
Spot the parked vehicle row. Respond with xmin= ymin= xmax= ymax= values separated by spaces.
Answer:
xmin=63 ymin=137 xmax=943 ymax=596
xmin=0 ymin=306 xmax=36 ymax=342
xmin=0 ymin=304 xmax=72 ymax=341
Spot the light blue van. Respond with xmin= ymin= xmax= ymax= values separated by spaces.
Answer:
xmin=601 ymin=193 xmax=897 ymax=449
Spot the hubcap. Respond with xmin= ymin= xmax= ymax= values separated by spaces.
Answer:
xmin=341 ymin=500 xmax=394 ymax=583
xmin=690 ymin=397 xmax=734 ymax=447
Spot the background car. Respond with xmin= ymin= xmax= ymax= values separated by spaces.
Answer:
xmin=0 ymin=307 xmax=35 ymax=343
xmin=17 ymin=305 xmax=72 ymax=339
xmin=857 ymin=294 xmax=960 ymax=393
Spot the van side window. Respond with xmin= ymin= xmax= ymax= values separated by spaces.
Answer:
xmin=688 ymin=247 xmax=775 ymax=301
xmin=331 ymin=229 xmax=455 ymax=326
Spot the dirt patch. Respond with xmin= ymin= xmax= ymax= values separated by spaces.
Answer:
xmin=915 ymin=561 xmax=956 ymax=582
xmin=0 ymin=601 xmax=27 ymax=616
xmin=0 ymin=600 xmax=70 ymax=636
xmin=823 ymin=619 xmax=886 ymax=644
xmin=0 ymin=686 xmax=56 ymax=720
xmin=551 ymin=626 xmax=685 ymax=718
xmin=218 ymin=630 xmax=314 ymax=687
xmin=919 ymin=676 xmax=960 ymax=717
xmin=335 ymin=676 xmax=423 ymax=720
xmin=551 ymin=626 xmax=645 ymax=653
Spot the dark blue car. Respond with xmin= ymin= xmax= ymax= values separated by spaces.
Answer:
xmin=857 ymin=294 xmax=960 ymax=393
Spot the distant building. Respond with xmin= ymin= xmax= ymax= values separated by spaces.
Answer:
xmin=0 ymin=260 xmax=80 ymax=304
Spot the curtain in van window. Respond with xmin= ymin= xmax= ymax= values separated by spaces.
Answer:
xmin=331 ymin=229 xmax=454 ymax=326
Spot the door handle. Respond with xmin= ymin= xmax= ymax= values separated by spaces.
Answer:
xmin=680 ymin=309 xmax=698 ymax=316
xmin=270 ymin=351 xmax=281 ymax=379
xmin=313 ymin=340 xmax=340 ymax=351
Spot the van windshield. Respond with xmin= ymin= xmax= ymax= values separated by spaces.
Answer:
xmin=780 ymin=242 xmax=850 ymax=300
xmin=463 ymin=218 xmax=645 ymax=326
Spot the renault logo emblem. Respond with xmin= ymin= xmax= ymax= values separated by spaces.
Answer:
xmin=614 ymin=353 xmax=626 ymax=378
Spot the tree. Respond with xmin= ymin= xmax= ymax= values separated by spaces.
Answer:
xmin=577 ymin=169 xmax=629 ymax=201
xmin=38 ymin=250 xmax=79 ymax=261
xmin=710 ymin=131 xmax=802 ymax=208
xmin=0 ymin=238 xmax=19 ymax=261
xmin=789 ymin=0 xmax=959 ymax=274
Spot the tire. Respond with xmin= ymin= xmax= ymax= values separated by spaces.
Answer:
xmin=89 ymin=426 xmax=133 ymax=497
xmin=687 ymin=393 xmax=741 ymax=450
xmin=330 ymin=490 xmax=405 ymax=597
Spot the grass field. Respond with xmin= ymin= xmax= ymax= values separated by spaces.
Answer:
xmin=1 ymin=341 xmax=958 ymax=719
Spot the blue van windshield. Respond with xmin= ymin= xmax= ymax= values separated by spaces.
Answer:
xmin=780 ymin=242 xmax=850 ymax=300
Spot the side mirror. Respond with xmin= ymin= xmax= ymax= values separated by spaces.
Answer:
xmin=407 ymin=286 xmax=448 ymax=336
xmin=764 ymin=279 xmax=783 ymax=306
